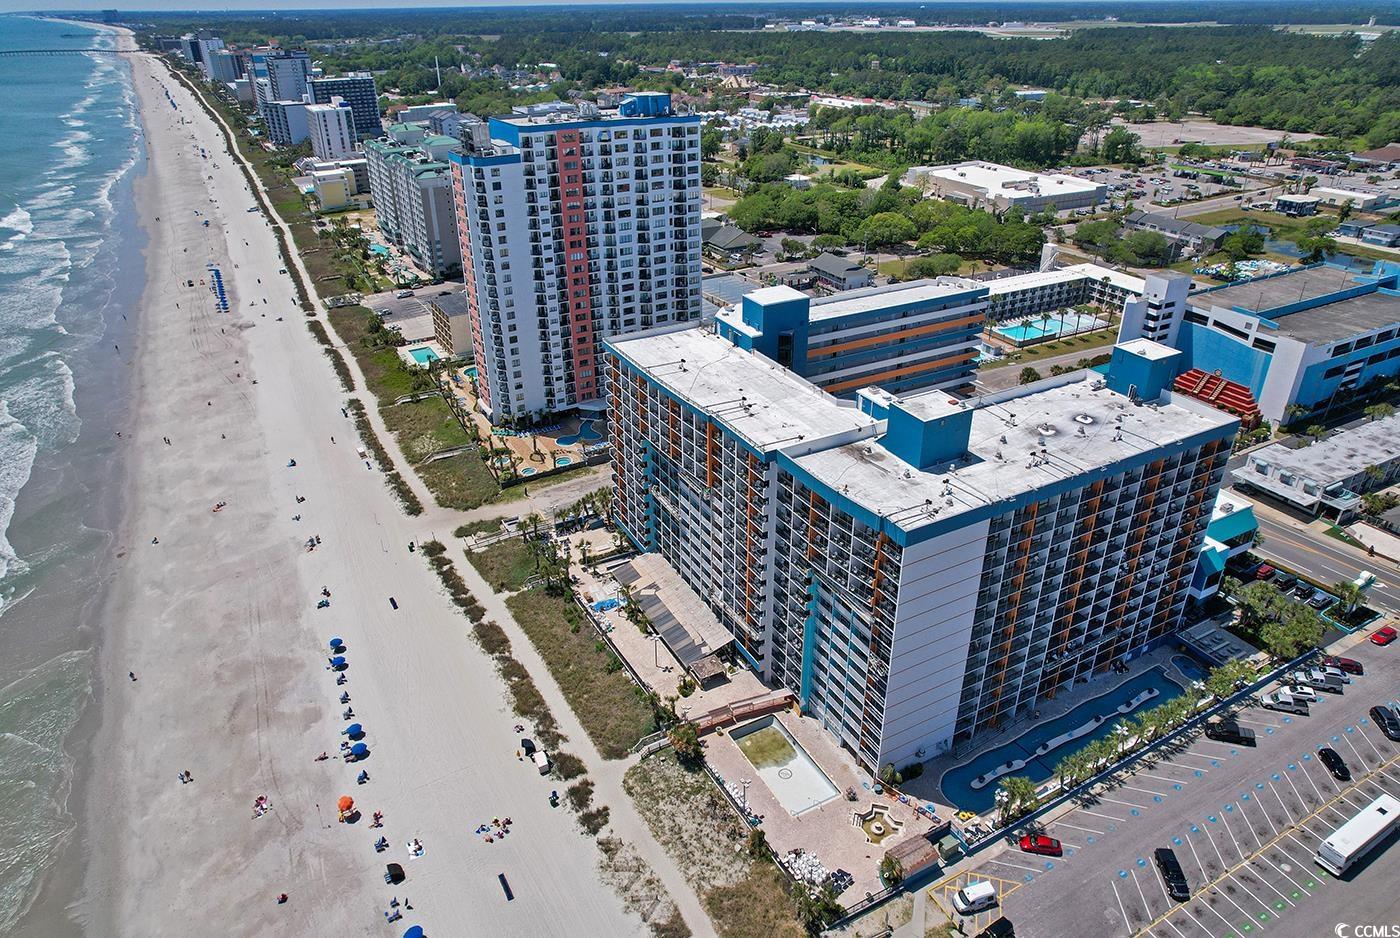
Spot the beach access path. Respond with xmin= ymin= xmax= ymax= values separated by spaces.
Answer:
xmin=64 ymin=39 xmax=702 ymax=938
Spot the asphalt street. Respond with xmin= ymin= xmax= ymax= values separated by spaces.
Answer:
xmin=929 ymin=637 xmax=1400 ymax=938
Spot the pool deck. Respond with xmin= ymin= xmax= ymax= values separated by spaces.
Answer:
xmin=704 ymin=710 xmax=923 ymax=903
xmin=904 ymin=646 xmax=1198 ymax=822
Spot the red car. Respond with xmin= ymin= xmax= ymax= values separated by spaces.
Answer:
xmin=1253 ymin=564 xmax=1275 ymax=580
xmin=1019 ymin=834 xmax=1063 ymax=857
xmin=1371 ymin=626 xmax=1398 ymax=646
xmin=1323 ymin=656 xmax=1364 ymax=675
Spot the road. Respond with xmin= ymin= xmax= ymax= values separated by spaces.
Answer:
xmin=1225 ymin=488 xmax=1400 ymax=616
xmin=975 ymin=342 xmax=1116 ymax=392
xmin=1139 ymin=185 xmax=1283 ymax=219
xmin=930 ymin=635 xmax=1400 ymax=938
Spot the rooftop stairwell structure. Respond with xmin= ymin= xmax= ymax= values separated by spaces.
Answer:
xmin=1173 ymin=368 xmax=1261 ymax=429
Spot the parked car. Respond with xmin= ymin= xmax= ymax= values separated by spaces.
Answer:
xmin=975 ymin=918 xmax=1015 ymax=938
xmin=1254 ymin=563 xmax=1276 ymax=581
xmin=1261 ymin=690 xmax=1309 ymax=714
xmin=1154 ymin=848 xmax=1190 ymax=901
xmin=1321 ymin=664 xmax=1351 ymax=684
xmin=395 ymin=289 xmax=414 ymax=299
xmin=1284 ymin=684 xmax=1319 ymax=703
xmin=1323 ymin=656 xmax=1363 ymax=676
xmin=1204 ymin=719 xmax=1256 ymax=745
xmin=1019 ymin=834 xmax=1063 ymax=856
xmin=1369 ymin=705 xmax=1400 ymax=741
xmin=1274 ymin=572 xmax=1298 ymax=591
xmin=953 ymin=881 xmax=999 ymax=915
xmin=1292 ymin=581 xmax=1314 ymax=600
xmin=1291 ymin=669 xmax=1343 ymax=694
xmin=1371 ymin=625 xmax=1397 ymax=646
xmin=1318 ymin=747 xmax=1351 ymax=781
xmin=1308 ymin=591 xmax=1333 ymax=610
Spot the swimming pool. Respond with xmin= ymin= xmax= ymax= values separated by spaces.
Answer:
xmin=408 ymin=346 xmax=440 ymax=365
xmin=939 ymin=667 xmax=1184 ymax=813
xmin=993 ymin=312 xmax=1106 ymax=346
xmin=370 ymin=244 xmax=390 ymax=257
xmin=732 ymin=715 xmax=840 ymax=816
xmin=556 ymin=419 xmax=605 ymax=447
xmin=1172 ymin=654 xmax=1208 ymax=682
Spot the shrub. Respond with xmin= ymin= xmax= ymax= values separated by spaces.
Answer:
xmin=551 ymin=751 xmax=587 ymax=781
xmin=567 ymin=779 xmax=596 ymax=812
xmin=579 ymin=806 xmax=610 ymax=836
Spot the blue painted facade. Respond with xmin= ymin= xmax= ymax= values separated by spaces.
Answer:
xmin=1105 ymin=342 xmax=1182 ymax=400
xmin=1175 ymin=322 xmax=1273 ymax=397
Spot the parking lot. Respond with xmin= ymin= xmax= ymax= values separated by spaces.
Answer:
xmin=935 ymin=637 xmax=1400 ymax=938
xmin=1058 ymin=166 xmax=1265 ymax=216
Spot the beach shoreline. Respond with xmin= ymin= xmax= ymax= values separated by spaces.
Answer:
xmin=14 ymin=29 xmax=654 ymax=938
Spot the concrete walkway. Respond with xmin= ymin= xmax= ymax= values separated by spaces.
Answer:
xmin=456 ymin=559 xmax=717 ymax=938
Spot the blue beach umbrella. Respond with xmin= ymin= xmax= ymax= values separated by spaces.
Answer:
xmin=329 ymin=637 xmax=343 ymax=649
xmin=403 ymin=928 xmax=424 ymax=938
xmin=344 ymin=723 xmax=363 ymax=738
xmin=350 ymin=742 xmax=369 ymax=758
xmin=330 ymin=655 xmax=347 ymax=669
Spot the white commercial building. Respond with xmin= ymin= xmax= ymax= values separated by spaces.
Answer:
xmin=364 ymin=128 xmax=462 ymax=277
xmin=1310 ymin=187 xmax=1390 ymax=212
xmin=306 ymin=98 xmax=357 ymax=160
xmin=905 ymin=161 xmax=1106 ymax=213
xmin=261 ymin=100 xmax=311 ymax=147
xmin=449 ymin=92 xmax=703 ymax=422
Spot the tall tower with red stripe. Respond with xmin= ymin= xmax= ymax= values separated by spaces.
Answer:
xmin=449 ymin=93 xmax=702 ymax=423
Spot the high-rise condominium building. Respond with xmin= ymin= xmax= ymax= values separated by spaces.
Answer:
xmin=308 ymin=73 xmax=381 ymax=141
xmin=364 ymin=127 xmax=462 ymax=278
xmin=306 ymin=98 xmax=356 ymax=161
xmin=448 ymin=92 xmax=703 ymax=422
xmin=605 ymin=319 xmax=1237 ymax=771
xmin=248 ymin=50 xmax=311 ymax=108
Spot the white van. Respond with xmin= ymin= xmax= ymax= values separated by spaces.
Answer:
xmin=952 ymin=880 xmax=998 ymax=915
xmin=532 ymin=750 xmax=551 ymax=775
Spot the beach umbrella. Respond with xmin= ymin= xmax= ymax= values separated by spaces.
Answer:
xmin=337 ymin=795 xmax=354 ymax=813
xmin=330 ymin=655 xmax=346 ymax=669
xmin=344 ymin=723 xmax=363 ymax=738
xmin=329 ymin=637 xmax=343 ymax=649
xmin=350 ymin=742 xmax=368 ymax=758
xmin=403 ymin=928 xmax=424 ymax=938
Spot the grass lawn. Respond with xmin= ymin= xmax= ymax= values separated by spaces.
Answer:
xmin=980 ymin=326 xmax=1119 ymax=368
xmin=417 ymin=453 xmax=500 ymax=511
xmin=1187 ymin=208 xmax=1396 ymax=264
xmin=506 ymin=587 xmax=658 ymax=759
xmin=455 ymin=518 xmax=504 ymax=539
xmin=877 ymin=255 xmax=987 ymax=278
xmin=328 ymin=305 xmax=421 ymax=398
xmin=494 ymin=462 xmax=606 ymax=502
xmin=467 ymin=537 xmax=538 ymax=592
xmin=624 ymin=750 xmax=807 ymax=938
xmin=380 ymin=396 xmax=474 ymax=461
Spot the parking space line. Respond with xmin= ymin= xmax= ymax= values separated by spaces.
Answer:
xmin=1338 ymin=791 xmax=1365 ymax=812
xmin=1150 ymin=871 xmax=1189 ymax=938
xmin=1209 ymin=881 xmax=1261 ymax=931
xmin=1341 ymin=734 xmax=1368 ymax=769
xmin=984 ymin=856 xmax=1043 ymax=875
xmin=1078 ymin=808 xmax=1128 ymax=823
xmin=1269 ymin=781 xmax=1297 ymax=824
xmin=1323 ymin=802 xmax=1352 ymax=823
xmin=1233 ymin=717 xmax=1282 ymax=728
xmin=1256 ymin=853 xmax=1306 ymax=900
xmin=1298 ymin=760 xmax=1328 ymax=802
xmin=1219 ymin=810 xmax=1247 ymax=861
xmin=1173 ymin=751 xmax=1221 ymax=763
xmin=1184 ymin=830 xmax=1210 ymax=882
xmin=1118 ymin=783 xmax=1169 ymax=796
xmin=1202 ymin=819 xmax=1231 ymax=870
xmin=1054 ymin=820 xmax=1104 ymax=835
xmin=1224 ymin=870 xmax=1277 ymax=920
xmin=1130 ymin=868 xmax=1156 ymax=928
xmin=1172 ymin=898 xmax=1215 ymax=938
xmin=1283 ymin=771 xmax=1310 ymax=812
xmin=1098 ymin=795 xmax=1145 ymax=808
xmin=1111 ymin=876 xmax=1132 ymax=936
xmin=1151 ymin=759 xmax=1209 ymax=774
xmin=1234 ymin=798 xmax=1265 ymax=850
xmin=1284 ymin=829 xmax=1319 ymax=854
xmin=1356 ymin=725 xmax=1386 ymax=760
xmin=1197 ymin=895 xmax=1243 ymax=938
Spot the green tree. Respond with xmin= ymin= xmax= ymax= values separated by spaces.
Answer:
xmin=1298 ymin=235 xmax=1337 ymax=263
xmin=1221 ymin=228 xmax=1265 ymax=261
xmin=667 ymin=721 xmax=703 ymax=764
xmin=1331 ymin=580 xmax=1364 ymax=619
xmin=1258 ymin=603 xmax=1324 ymax=659
xmin=902 ymin=253 xmax=962 ymax=279
xmin=879 ymin=854 xmax=904 ymax=887
xmin=1019 ymin=367 xmax=1043 ymax=385
xmin=856 ymin=211 xmax=917 ymax=247
xmin=1205 ymin=659 xmax=1255 ymax=698
xmin=1100 ymin=126 xmax=1142 ymax=164
xmin=995 ymin=775 xmax=1039 ymax=826
xmin=1305 ymin=424 xmax=1327 ymax=442
xmin=1364 ymin=403 xmax=1396 ymax=422
xmin=793 ymin=884 xmax=844 ymax=935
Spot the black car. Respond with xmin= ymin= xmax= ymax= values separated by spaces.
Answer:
xmin=1370 ymin=705 xmax=1400 ymax=742
xmin=1204 ymin=719 xmax=1256 ymax=746
xmin=1318 ymin=746 xmax=1351 ymax=781
xmin=976 ymin=919 xmax=1015 ymax=938
xmin=1154 ymin=847 xmax=1190 ymax=901
xmin=1274 ymin=572 xmax=1298 ymax=591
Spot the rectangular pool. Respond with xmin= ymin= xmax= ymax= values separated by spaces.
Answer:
xmin=408 ymin=346 xmax=440 ymax=365
xmin=732 ymin=715 xmax=840 ymax=816
xmin=993 ymin=311 xmax=1106 ymax=346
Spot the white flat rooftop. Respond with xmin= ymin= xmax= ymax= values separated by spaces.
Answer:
xmin=791 ymin=375 xmax=1236 ymax=534
xmin=806 ymin=280 xmax=986 ymax=323
xmin=607 ymin=327 xmax=876 ymax=452
xmin=979 ymin=263 xmax=1145 ymax=297
xmin=919 ymin=161 xmax=1103 ymax=199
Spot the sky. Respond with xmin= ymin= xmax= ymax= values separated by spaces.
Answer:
xmin=6 ymin=1 xmax=809 ymax=11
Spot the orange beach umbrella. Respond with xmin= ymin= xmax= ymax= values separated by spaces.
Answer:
xmin=337 ymin=795 xmax=354 ymax=813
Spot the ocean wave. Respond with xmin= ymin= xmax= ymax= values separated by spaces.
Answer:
xmin=0 ymin=649 xmax=93 ymax=932
xmin=0 ymin=207 xmax=33 ymax=237
xmin=0 ymin=400 xmax=38 ymax=585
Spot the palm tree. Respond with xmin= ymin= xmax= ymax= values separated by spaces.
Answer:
xmin=1331 ymin=580 xmax=1364 ymax=619
xmin=1364 ymin=403 xmax=1395 ymax=422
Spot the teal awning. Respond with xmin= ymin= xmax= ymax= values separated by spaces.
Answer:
xmin=1207 ymin=505 xmax=1257 ymax=544
xmin=1198 ymin=546 xmax=1227 ymax=576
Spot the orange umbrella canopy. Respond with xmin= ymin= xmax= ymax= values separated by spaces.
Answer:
xmin=337 ymin=795 xmax=354 ymax=812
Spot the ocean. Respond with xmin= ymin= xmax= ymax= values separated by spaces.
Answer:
xmin=0 ymin=16 xmax=144 ymax=932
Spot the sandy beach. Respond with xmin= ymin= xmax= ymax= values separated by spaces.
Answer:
xmin=20 ymin=35 xmax=652 ymax=938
